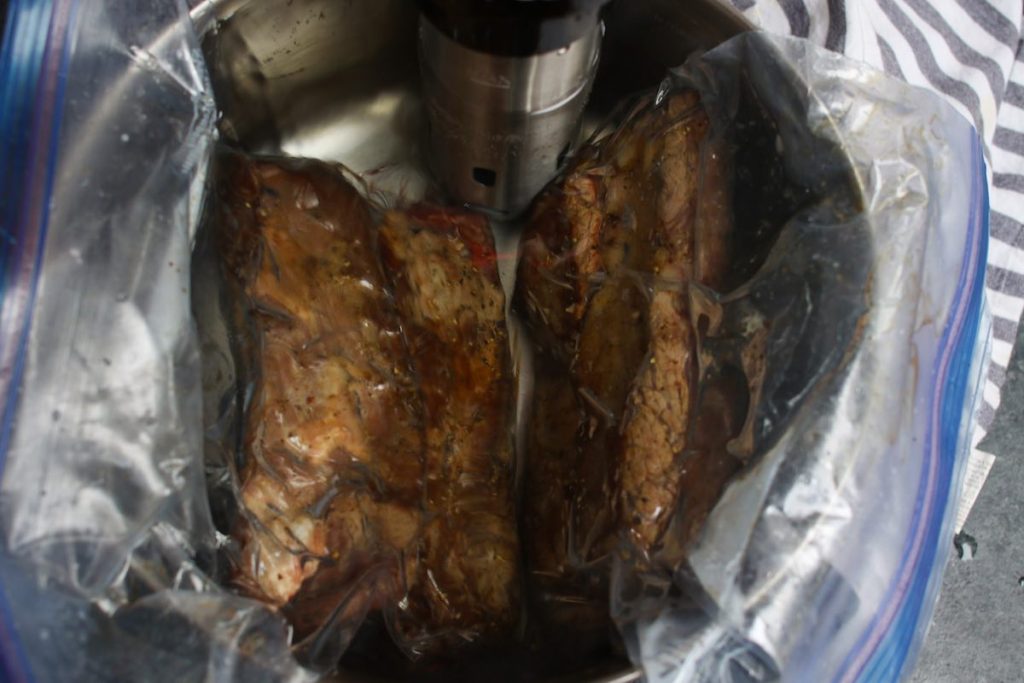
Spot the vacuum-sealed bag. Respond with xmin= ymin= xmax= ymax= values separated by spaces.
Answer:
xmin=194 ymin=150 xmax=520 ymax=671
xmin=0 ymin=0 xmax=987 ymax=680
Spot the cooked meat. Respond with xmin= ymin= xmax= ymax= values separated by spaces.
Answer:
xmin=213 ymin=151 xmax=425 ymax=639
xmin=378 ymin=206 xmax=520 ymax=654
xmin=618 ymin=291 xmax=695 ymax=550
xmin=209 ymin=86 xmax=740 ymax=669
xmin=618 ymin=91 xmax=719 ymax=553
xmin=516 ymin=90 xmax=745 ymax=623
xmin=519 ymin=353 xmax=613 ymax=669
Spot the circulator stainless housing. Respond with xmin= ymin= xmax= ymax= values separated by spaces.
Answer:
xmin=418 ymin=15 xmax=602 ymax=216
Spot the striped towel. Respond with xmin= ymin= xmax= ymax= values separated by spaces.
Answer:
xmin=731 ymin=0 xmax=1024 ymax=528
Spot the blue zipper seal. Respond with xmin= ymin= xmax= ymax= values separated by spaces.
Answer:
xmin=0 ymin=1 xmax=79 ymax=681
xmin=837 ymin=131 xmax=989 ymax=683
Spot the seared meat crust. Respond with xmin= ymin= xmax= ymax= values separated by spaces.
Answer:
xmin=378 ymin=206 xmax=520 ymax=653
xmin=516 ymin=91 xmax=744 ymax=624
xmin=214 ymin=153 xmax=519 ymax=654
xmin=215 ymin=152 xmax=425 ymax=637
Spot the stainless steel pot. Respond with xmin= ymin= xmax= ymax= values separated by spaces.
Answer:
xmin=188 ymin=1 xmax=751 ymax=680
xmin=190 ymin=0 xmax=750 ymax=207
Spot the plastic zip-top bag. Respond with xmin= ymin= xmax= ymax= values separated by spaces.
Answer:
xmin=0 ymin=2 xmax=989 ymax=682
xmin=0 ymin=2 xmax=310 ymax=682
xmin=596 ymin=35 xmax=990 ymax=683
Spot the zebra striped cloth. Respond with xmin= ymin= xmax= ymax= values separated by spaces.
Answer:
xmin=730 ymin=0 xmax=1024 ymax=528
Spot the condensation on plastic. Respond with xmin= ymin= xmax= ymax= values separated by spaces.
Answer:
xmin=608 ymin=34 xmax=988 ymax=683
xmin=0 ymin=3 xmax=987 ymax=682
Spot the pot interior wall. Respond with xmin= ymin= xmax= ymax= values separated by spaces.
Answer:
xmin=200 ymin=0 xmax=749 ymax=203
